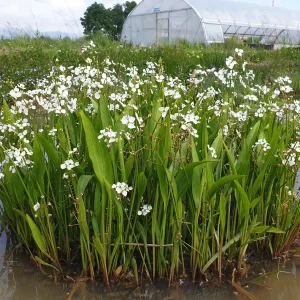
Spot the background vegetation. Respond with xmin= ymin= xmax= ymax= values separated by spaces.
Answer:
xmin=1 ymin=34 xmax=300 ymax=104
xmin=80 ymin=1 xmax=137 ymax=39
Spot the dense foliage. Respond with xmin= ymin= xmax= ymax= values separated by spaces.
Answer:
xmin=80 ymin=1 xmax=137 ymax=39
xmin=1 ymin=39 xmax=300 ymax=285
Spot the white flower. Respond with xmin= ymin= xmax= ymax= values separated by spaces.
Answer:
xmin=244 ymin=95 xmax=258 ymax=102
xmin=33 ymin=202 xmax=40 ymax=212
xmin=112 ymin=182 xmax=133 ymax=197
xmin=159 ymin=107 xmax=169 ymax=118
xmin=223 ymin=125 xmax=229 ymax=136
xmin=86 ymin=58 xmax=92 ymax=64
xmin=183 ymin=112 xmax=200 ymax=124
xmin=62 ymin=173 xmax=69 ymax=179
xmin=272 ymin=89 xmax=280 ymax=99
xmin=60 ymin=159 xmax=79 ymax=170
xmin=9 ymin=87 xmax=22 ymax=99
xmin=95 ymin=92 xmax=100 ymax=100
xmin=138 ymin=204 xmax=152 ymax=216
xmin=235 ymin=48 xmax=244 ymax=57
xmin=280 ymin=85 xmax=293 ymax=93
xmin=98 ymin=128 xmax=119 ymax=145
xmin=282 ymin=153 xmax=296 ymax=167
xmin=85 ymin=104 xmax=97 ymax=115
xmin=49 ymin=128 xmax=57 ymax=136
xmin=9 ymin=166 xmax=16 ymax=173
xmin=68 ymin=148 xmax=78 ymax=155
xmin=226 ymin=56 xmax=237 ymax=69
xmin=207 ymin=145 xmax=217 ymax=158
xmin=121 ymin=115 xmax=136 ymax=129
xmin=253 ymin=139 xmax=271 ymax=152
xmin=155 ymin=75 xmax=165 ymax=83
xmin=181 ymin=123 xmax=199 ymax=138
xmin=291 ymin=142 xmax=300 ymax=153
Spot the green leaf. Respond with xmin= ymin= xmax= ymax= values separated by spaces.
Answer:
xmin=76 ymin=175 xmax=94 ymax=197
xmin=202 ymin=233 xmax=241 ymax=272
xmin=125 ymin=154 xmax=135 ymax=180
xmin=93 ymin=236 xmax=106 ymax=258
xmin=208 ymin=175 xmax=245 ymax=200
xmin=99 ymin=95 xmax=112 ymax=128
xmin=250 ymin=196 xmax=262 ymax=209
xmin=223 ymin=143 xmax=237 ymax=175
xmin=236 ymin=121 xmax=261 ymax=175
xmin=92 ymin=215 xmax=100 ymax=237
xmin=35 ymin=256 xmax=60 ymax=272
xmin=79 ymin=110 xmax=113 ymax=185
xmin=131 ymin=258 xmax=138 ymax=285
xmin=26 ymin=214 xmax=47 ymax=255
xmin=176 ymin=160 xmax=217 ymax=197
xmin=91 ymin=99 xmax=98 ymax=112
xmin=137 ymin=172 xmax=147 ymax=200
xmin=251 ymin=226 xmax=284 ymax=234
xmin=156 ymin=162 xmax=169 ymax=209
xmin=246 ymin=120 xmax=261 ymax=146
xmin=250 ymin=127 xmax=280 ymax=197
xmin=3 ymin=100 xmax=14 ymax=124
xmin=211 ymin=130 xmax=223 ymax=158
xmin=67 ymin=114 xmax=77 ymax=146
xmin=234 ymin=180 xmax=250 ymax=217
xmin=37 ymin=134 xmax=60 ymax=168
xmin=78 ymin=197 xmax=89 ymax=240
xmin=33 ymin=136 xmax=46 ymax=193
xmin=219 ymin=192 xmax=226 ymax=230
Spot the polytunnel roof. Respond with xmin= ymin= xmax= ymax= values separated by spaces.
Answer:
xmin=186 ymin=0 xmax=300 ymax=29
xmin=130 ymin=0 xmax=300 ymax=30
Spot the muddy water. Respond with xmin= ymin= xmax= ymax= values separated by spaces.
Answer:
xmin=1 ymin=227 xmax=300 ymax=300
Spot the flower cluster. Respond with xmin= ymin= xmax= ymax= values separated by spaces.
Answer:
xmin=112 ymin=182 xmax=133 ymax=197
xmin=138 ymin=204 xmax=152 ymax=216
xmin=159 ymin=107 xmax=170 ymax=118
xmin=5 ymin=146 xmax=33 ymax=172
xmin=282 ymin=142 xmax=300 ymax=166
xmin=98 ymin=128 xmax=119 ymax=145
xmin=60 ymin=159 xmax=79 ymax=170
xmin=253 ymin=139 xmax=271 ymax=152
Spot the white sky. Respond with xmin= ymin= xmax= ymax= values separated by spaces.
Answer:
xmin=0 ymin=0 xmax=300 ymax=35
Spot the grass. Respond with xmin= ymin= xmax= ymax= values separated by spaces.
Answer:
xmin=0 ymin=36 xmax=300 ymax=285
xmin=1 ymin=34 xmax=300 ymax=104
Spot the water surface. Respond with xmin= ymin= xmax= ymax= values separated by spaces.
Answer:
xmin=1 ymin=232 xmax=300 ymax=300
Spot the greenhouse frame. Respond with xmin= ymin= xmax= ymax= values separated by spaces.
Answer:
xmin=121 ymin=0 xmax=300 ymax=46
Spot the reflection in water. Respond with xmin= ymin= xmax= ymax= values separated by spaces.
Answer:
xmin=0 ymin=230 xmax=16 ymax=300
xmin=0 ymin=225 xmax=73 ymax=300
xmin=250 ymin=260 xmax=300 ymax=300
xmin=1 ymin=227 xmax=300 ymax=299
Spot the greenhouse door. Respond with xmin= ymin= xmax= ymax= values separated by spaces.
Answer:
xmin=156 ymin=15 xmax=169 ymax=44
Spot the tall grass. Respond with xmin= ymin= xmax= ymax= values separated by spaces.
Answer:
xmin=0 ymin=41 xmax=300 ymax=285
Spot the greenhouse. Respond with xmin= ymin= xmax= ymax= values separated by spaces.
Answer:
xmin=121 ymin=0 xmax=300 ymax=46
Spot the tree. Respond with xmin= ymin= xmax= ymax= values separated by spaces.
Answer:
xmin=80 ymin=3 xmax=112 ymax=35
xmin=123 ymin=1 xmax=137 ymax=18
xmin=80 ymin=1 xmax=137 ymax=39
xmin=111 ymin=4 xmax=125 ymax=40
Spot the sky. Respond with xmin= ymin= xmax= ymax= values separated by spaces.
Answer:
xmin=1 ymin=0 xmax=300 ymax=36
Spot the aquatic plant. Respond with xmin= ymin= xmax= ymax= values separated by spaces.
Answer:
xmin=0 ymin=42 xmax=299 ymax=285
